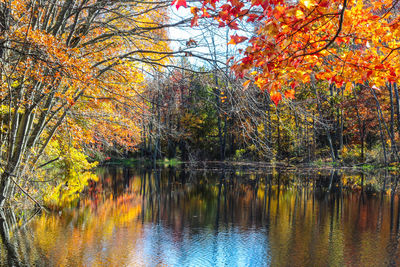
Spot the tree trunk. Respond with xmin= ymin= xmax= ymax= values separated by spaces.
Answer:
xmin=314 ymin=83 xmax=336 ymax=162
xmin=0 ymin=171 xmax=12 ymax=207
xmin=353 ymin=88 xmax=365 ymax=163
xmin=394 ymin=83 xmax=400 ymax=133
xmin=389 ymin=83 xmax=395 ymax=158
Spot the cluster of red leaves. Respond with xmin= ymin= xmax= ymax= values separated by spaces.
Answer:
xmin=174 ymin=0 xmax=400 ymax=105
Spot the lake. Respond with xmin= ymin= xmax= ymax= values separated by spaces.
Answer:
xmin=1 ymin=165 xmax=400 ymax=266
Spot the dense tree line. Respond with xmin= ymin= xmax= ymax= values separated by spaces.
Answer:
xmin=137 ymin=0 xmax=400 ymax=168
xmin=2 ymin=0 xmax=400 ymax=208
xmin=139 ymin=69 xmax=400 ymax=166
xmin=0 ymin=0 xmax=184 ymax=207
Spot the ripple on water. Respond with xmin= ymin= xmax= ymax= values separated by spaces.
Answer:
xmin=125 ymin=224 xmax=271 ymax=267
xmin=4 ymin=169 xmax=400 ymax=267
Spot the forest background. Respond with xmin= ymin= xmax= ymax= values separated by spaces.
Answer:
xmin=0 ymin=0 xmax=399 ymax=208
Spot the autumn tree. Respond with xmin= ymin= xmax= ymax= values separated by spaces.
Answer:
xmin=0 ymin=0 xmax=177 ymax=207
xmin=170 ymin=0 xmax=400 ymax=163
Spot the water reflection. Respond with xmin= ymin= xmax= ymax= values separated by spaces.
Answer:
xmin=2 ymin=167 xmax=400 ymax=266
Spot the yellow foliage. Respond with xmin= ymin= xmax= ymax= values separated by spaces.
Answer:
xmin=41 ymin=138 xmax=98 ymax=207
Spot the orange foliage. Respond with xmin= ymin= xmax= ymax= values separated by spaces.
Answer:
xmin=1 ymin=0 xmax=171 ymax=154
xmin=186 ymin=0 xmax=400 ymax=104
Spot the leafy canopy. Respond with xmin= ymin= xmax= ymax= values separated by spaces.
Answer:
xmin=175 ymin=0 xmax=400 ymax=104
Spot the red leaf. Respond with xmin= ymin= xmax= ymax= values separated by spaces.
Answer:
xmin=270 ymin=91 xmax=282 ymax=105
xmin=228 ymin=21 xmax=239 ymax=30
xmin=219 ymin=10 xmax=230 ymax=21
xmin=190 ymin=6 xmax=199 ymax=15
xmin=247 ymin=14 xmax=259 ymax=22
xmin=228 ymin=35 xmax=248 ymax=45
xmin=201 ymin=7 xmax=211 ymax=17
xmin=172 ymin=0 xmax=187 ymax=10
xmin=284 ymin=89 xmax=295 ymax=99
xmin=290 ymin=81 xmax=298 ymax=89
xmin=191 ymin=16 xmax=199 ymax=27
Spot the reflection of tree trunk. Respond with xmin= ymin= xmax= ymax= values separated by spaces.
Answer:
xmin=303 ymin=185 xmax=308 ymax=218
xmin=397 ymin=194 xmax=400 ymax=233
xmin=167 ymin=167 xmax=174 ymax=224
xmin=390 ymin=189 xmax=395 ymax=233
xmin=215 ymin=172 xmax=224 ymax=230
xmin=0 ymin=210 xmax=21 ymax=267
xmin=388 ymin=182 xmax=400 ymax=266
xmin=223 ymin=176 xmax=228 ymax=224
xmin=359 ymin=173 xmax=365 ymax=205
xmin=266 ymin=174 xmax=272 ymax=228
xmin=263 ymin=175 xmax=267 ymax=222
xmin=390 ymin=178 xmax=398 ymax=232
xmin=148 ymin=170 xmax=153 ymax=220
xmin=230 ymin=171 xmax=235 ymax=225
xmin=328 ymin=171 xmax=334 ymax=192
xmin=377 ymin=172 xmax=387 ymax=233
xmin=123 ymin=167 xmax=130 ymax=189
xmin=312 ymin=175 xmax=315 ymax=212
xmin=155 ymin=167 xmax=161 ymax=223
xmin=275 ymin=172 xmax=281 ymax=225
xmin=211 ymin=171 xmax=224 ymax=267
xmin=179 ymin=167 xmax=186 ymax=185
xmin=292 ymin=189 xmax=298 ymax=226
xmin=140 ymin=170 xmax=146 ymax=223
xmin=111 ymin=167 xmax=118 ymax=196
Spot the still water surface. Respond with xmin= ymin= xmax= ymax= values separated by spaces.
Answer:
xmin=2 ymin=166 xmax=400 ymax=266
